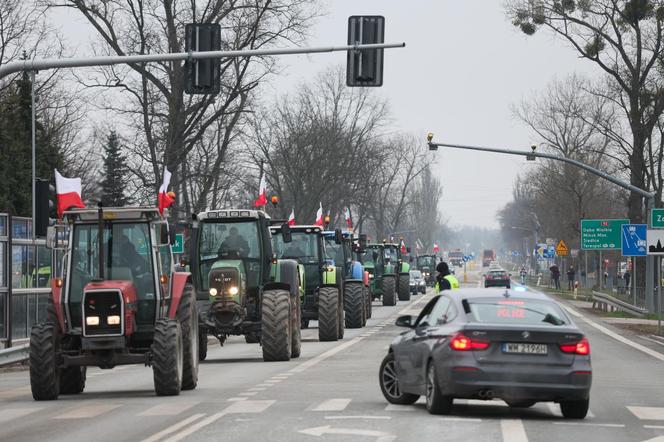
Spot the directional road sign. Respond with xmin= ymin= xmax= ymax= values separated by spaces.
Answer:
xmin=651 ymin=208 xmax=664 ymax=228
xmin=647 ymin=229 xmax=664 ymax=255
xmin=171 ymin=233 xmax=184 ymax=254
xmin=556 ymin=240 xmax=569 ymax=257
xmin=581 ymin=219 xmax=630 ymax=250
xmin=621 ymin=224 xmax=647 ymax=256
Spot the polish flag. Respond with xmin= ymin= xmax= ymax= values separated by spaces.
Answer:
xmin=288 ymin=208 xmax=296 ymax=226
xmin=54 ymin=169 xmax=85 ymax=217
xmin=433 ymin=243 xmax=440 ymax=253
xmin=400 ymin=239 xmax=407 ymax=254
xmin=158 ymin=167 xmax=175 ymax=215
xmin=344 ymin=207 xmax=353 ymax=229
xmin=314 ymin=202 xmax=324 ymax=226
xmin=254 ymin=173 xmax=267 ymax=207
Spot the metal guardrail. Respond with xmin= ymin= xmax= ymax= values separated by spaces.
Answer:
xmin=592 ymin=290 xmax=649 ymax=317
xmin=0 ymin=344 xmax=28 ymax=367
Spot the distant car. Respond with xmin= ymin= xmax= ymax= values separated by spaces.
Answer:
xmin=485 ymin=269 xmax=511 ymax=288
xmin=378 ymin=289 xmax=591 ymax=417
xmin=409 ymin=270 xmax=426 ymax=294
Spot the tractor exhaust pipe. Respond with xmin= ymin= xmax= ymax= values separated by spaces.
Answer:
xmin=96 ymin=202 xmax=105 ymax=281
xmin=478 ymin=389 xmax=494 ymax=400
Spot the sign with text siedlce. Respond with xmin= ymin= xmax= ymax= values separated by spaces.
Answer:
xmin=581 ymin=219 xmax=630 ymax=250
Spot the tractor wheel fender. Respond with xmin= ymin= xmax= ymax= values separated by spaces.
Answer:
xmin=49 ymin=280 xmax=65 ymax=333
xmin=168 ymin=272 xmax=191 ymax=320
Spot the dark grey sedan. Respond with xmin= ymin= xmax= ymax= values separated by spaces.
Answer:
xmin=379 ymin=288 xmax=591 ymax=417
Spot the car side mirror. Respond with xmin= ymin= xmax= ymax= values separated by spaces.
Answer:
xmin=334 ymin=228 xmax=343 ymax=245
xmin=281 ymin=223 xmax=292 ymax=243
xmin=395 ymin=315 xmax=415 ymax=328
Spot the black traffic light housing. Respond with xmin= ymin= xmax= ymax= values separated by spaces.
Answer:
xmin=35 ymin=178 xmax=55 ymax=237
xmin=347 ymin=16 xmax=385 ymax=87
xmin=185 ymin=23 xmax=221 ymax=95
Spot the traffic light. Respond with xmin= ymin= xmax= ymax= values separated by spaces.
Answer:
xmin=347 ymin=16 xmax=385 ymax=87
xmin=35 ymin=178 xmax=55 ymax=237
xmin=184 ymin=23 xmax=221 ymax=95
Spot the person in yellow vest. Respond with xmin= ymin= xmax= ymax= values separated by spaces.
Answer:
xmin=435 ymin=261 xmax=459 ymax=292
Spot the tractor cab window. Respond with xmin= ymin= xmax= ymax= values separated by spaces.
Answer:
xmin=69 ymin=222 xmax=155 ymax=303
xmin=384 ymin=246 xmax=398 ymax=263
xmin=273 ymin=232 xmax=319 ymax=264
xmin=323 ymin=237 xmax=345 ymax=266
xmin=199 ymin=221 xmax=261 ymax=289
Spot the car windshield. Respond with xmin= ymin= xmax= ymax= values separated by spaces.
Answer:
xmin=70 ymin=222 xmax=155 ymax=301
xmin=466 ymin=298 xmax=568 ymax=326
xmin=410 ymin=270 xmax=422 ymax=279
xmin=272 ymin=231 xmax=319 ymax=264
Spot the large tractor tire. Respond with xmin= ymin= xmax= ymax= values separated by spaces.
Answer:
xmin=152 ymin=318 xmax=183 ymax=396
xmin=198 ymin=329 xmax=208 ymax=361
xmin=261 ymin=289 xmax=292 ymax=361
xmin=365 ymin=286 xmax=372 ymax=320
xmin=318 ymin=286 xmax=339 ymax=342
xmin=344 ymin=282 xmax=364 ymax=329
xmin=291 ymin=292 xmax=301 ymax=359
xmin=175 ymin=285 xmax=199 ymax=391
xmin=60 ymin=366 xmax=86 ymax=394
xmin=382 ymin=276 xmax=397 ymax=306
xmin=398 ymin=274 xmax=411 ymax=301
xmin=337 ymin=271 xmax=345 ymax=340
xmin=29 ymin=323 xmax=60 ymax=401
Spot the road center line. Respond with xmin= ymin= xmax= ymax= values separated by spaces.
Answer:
xmin=141 ymin=413 xmax=206 ymax=442
xmin=500 ymin=419 xmax=528 ymax=442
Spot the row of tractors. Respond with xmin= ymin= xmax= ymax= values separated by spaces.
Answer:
xmin=29 ymin=206 xmax=419 ymax=400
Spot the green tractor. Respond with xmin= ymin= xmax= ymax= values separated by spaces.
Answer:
xmin=361 ymin=243 xmax=397 ymax=306
xmin=383 ymin=243 xmax=411 ymax=302
xmin=189 ymin=209 xmax=301 ymax=362
xmin=415 ymin=254 xmax=437 ymax=287
xmin=270 ymin=225 xmax=345 ymax=342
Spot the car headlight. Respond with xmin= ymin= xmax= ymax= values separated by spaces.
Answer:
xmin=86 ymin=316 xmax=100 ymax=326
xmin=228 ymin=286 xmax=239 ymax=296
xmin=209 ymin=288 xmax=218 ymax=296
xmin=107 ymin=315 xmax=121 ymax=325
xmin=369 ymin=274 xmax=374 ymax=279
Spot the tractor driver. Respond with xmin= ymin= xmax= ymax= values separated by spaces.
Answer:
xmin=218 ymin=226 xmax=250 ymax=258
xmin=113 ymin=234 xmax=149 ymax=276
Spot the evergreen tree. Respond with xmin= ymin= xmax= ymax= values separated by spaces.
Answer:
xmin=101 ymin=131 xmax=130 ymax=206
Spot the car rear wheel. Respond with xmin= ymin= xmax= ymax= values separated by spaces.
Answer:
xmin=425 ymin=362 xmax=453 ymax=415
xmin=379 ymin=353 xmax=419 ymax=405
xmin=560 ymin=399 xmax=589 ymax=419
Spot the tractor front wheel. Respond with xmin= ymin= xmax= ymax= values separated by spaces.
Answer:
xmin=291 ymin=293 xmax=301 ymax=358
xmin=175 ymin=285 xmax=199 ymax=391
xmin=152 ymin=318 xmax=183 ymax=396
xmin=60 ymin=366 xmax=86 ymax=394
xmin=344 ymin=282 xmax=364 ymax=329
xmin=398 ymin=274 xmax=411 ymax=301
xmin=198 ymin=329 xmax=208 ymax=361
xmin=365 ymin=286 xmax=372 ymax=320
xmin=261 ymin=289 xmax=292 ymax=361
xmin=29 ymin=323 xmax=60 ymax=401
xmin=382 ymin=276 xmax=397 ymax=306
xmin=318 ymin=287 xmax=339 ymax=342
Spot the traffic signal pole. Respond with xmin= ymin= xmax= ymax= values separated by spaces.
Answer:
xmin=427 ymin=138 xmax=657 ymax=312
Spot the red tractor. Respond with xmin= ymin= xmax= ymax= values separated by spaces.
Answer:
xmin=30 ymin=206 xmax=199 ymax=400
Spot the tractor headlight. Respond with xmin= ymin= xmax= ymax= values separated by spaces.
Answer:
xmin=86 ymin=316 xmax=100 ymax=326
xmin=228 ymin=286 xmax=239 ymax=296
xmin=369 ymin=274 xmax=374 ymax=279
xmin=107 ymin=315 xmax=121 ymax=325
xmin=209 ymin=288 xmax=218 ymax=297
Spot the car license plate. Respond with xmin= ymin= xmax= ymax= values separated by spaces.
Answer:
xmin=502 ymin=343 xmax=548 ymax=355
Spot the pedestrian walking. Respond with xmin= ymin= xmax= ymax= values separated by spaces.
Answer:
xmin=550 ymin=265 xmax=561 ymax=290
xmin=567 ymin=266 xmax=576 ymax=291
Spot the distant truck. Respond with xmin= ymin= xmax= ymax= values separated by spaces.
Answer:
xmin=482 ymin=249 xmax=496 ymax=267
xmin=448 ymin=250 xmax=464 ymax=267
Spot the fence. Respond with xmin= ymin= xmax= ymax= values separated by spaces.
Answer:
xmin=0 ymin=213 xmax=51 ymax=349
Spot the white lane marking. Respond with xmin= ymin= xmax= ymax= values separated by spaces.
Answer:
xmin=265 ymin=379 xmax=282 ymax=383
xmin=441 ymin=417 xmax=482 ymax=422
xmin=643 ymin=425 xmax=664 ymax=429
xmin=552 ymin=422 xmax=624 ymax=428
xmin=299 ymin=425 xmax=396 ymax=441
xmin=162 ymin=400 xmax=274 ymax=442
xmin=0 ymin=407 xmax=42 ymax=423
xmin=324 ymin=415 xmax=391 ymax=420
xmin=139 ymin=402 xmax=198 ymax=417
xmin=385 ymin=404 xmax=416 ymax=411
xmin=271 ymin=376 xmax=289 ymax=379
xmin=55 ymin=403 xmax=121 ymax=419
xmin=562 ymin=305 xmax=664 ymax=362
xmin=256 ymin=384 xmax=272 ymax=388
xmin=289 ymin=337 xmax=364 ymax=374
xmin=313 ymin=398 xmax=351 ymax=412
xmin=628 ymin=406 xmax=664 ymax=420
xmin=227 ymin=397 xmax=248 ymax=402
xmin=141 ymin=413 xmax=206 ymax=442
xmin=500 ymin=419 xmax=528 ymax=442
xmin=248 ymin=387 xmax=266 ymax=392
xmin=239 ymin=391 xmax=258 ymax=396
xmin=277 ymin=372 xmax=295 ymax=376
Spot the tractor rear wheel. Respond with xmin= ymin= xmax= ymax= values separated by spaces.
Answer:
xmin=318 ymin=287 xmax=339 ymax=342
xmin=152 ymin=318 xmax=183 ymax=396
xmin=365 ymin=286 xmax=372 ymax=320
xmin=291 ymin=293 xmax=301 ymax=358
xmin=60 ymin=366 xmax=86 ymax=394
xmin=175 ymin=285 xmax=199 ymax=391
xmin=344 ymin=282 xmax=364 ymax=329
xmin=198 ymin=330 xmax=208 ymax=361
xmin=398 ymin=274 xmax=411 ymax=301
xmin=261 ymin=289 xmax=292 ymax=361
xmin=29 ymin=323 xmax=60 ymax=401
xmin=382 ymin=276 xmax=397 ymax=306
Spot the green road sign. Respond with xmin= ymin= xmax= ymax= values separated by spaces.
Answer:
xmin=581 ymin=219 xmax=629 ymax=250
xmin=651 ymin=208 xmax=664 ymax=228
xmin=171 ymin=233 xmax=184 ymax=254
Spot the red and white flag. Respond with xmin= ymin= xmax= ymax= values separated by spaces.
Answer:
xmin=254 ymin=172 xmax=267 ymax=207
xmin=433 ymin=243 xmax=440 ymax=253
xmin=157 ymin=167 xmax=175 ymax=216
xmin=400 ymin=239 xmax=407 ymax=254
xmin=54 ymin=169 xmax=85 ymax=217
xmin=314 ymin=202 xmax=324 ymax=226
xmin=288 ymin=208 xmax=296 ymax=226
xmin=344 ymin=207 xmax=353 ymax=229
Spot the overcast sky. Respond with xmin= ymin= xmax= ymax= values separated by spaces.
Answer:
xmin=55 ymin=1 xmax=598 ymax=229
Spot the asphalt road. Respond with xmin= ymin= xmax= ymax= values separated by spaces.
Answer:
xmin=1 ymin=268 xmax=664 ymax=442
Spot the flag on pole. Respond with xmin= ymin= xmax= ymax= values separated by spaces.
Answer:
xmin=54 ymin=169 xmax=85 ymax=217
xmin=314 ymin=202 xmax=324 ymax=226
xmin=157 ymin=167 xmax=175 ymax=215
xmin=344 ymin=207 xmax=353 ymax=229
xmin=400 ymin=239 xmax=407 ymax=254
xmin=433 ymin=243 xmax=440 ymax=253
xmin=288 ymin=208 xmax=296 ymax=226
xmin=254 ymin=172 xmax=267 ymax=207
